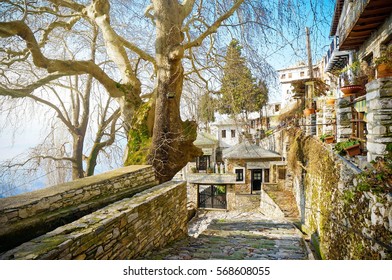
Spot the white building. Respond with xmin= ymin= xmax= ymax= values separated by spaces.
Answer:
xmin=211 ymin=118 xmax=244 ymax=149
xmin=278 ymin=62 xmax=321 ymax=112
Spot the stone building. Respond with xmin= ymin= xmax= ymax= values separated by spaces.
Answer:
xmin=192 ymin=132 xmax=219 ymax=172
xmin=324 ymin=0 xmax=392 ymax=161
xmin=187 ymin=141 xmax=283 ymax=211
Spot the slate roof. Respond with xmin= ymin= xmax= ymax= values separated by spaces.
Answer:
xmin=194 ymin=132 xmax=218 ymax=146
xmin=223 ymin=142 xmax=281 ymax=160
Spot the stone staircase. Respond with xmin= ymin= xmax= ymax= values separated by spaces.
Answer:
xmin=262 ymin=184 xmax=299 ymax=221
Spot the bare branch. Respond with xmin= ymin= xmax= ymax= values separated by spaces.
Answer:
xmin=180 ymin=0 xmax=196 ymax=20
xmin=144 ymin=4 xmax=155 ymax=25
xmin=184 ymin=0 xmax=245 ymax=50
xmin=118 ymin=36 xmax=156 ymax=70
xmin=0 ymin=20 xmax=125 ymax=98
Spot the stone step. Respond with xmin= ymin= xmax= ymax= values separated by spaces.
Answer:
xmin=263 ymin=184 xmax=299 ymax=219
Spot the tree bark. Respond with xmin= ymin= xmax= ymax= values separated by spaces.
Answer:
xmin=149 ymin=0 xmax=201 ymax=182
xmin=72 ymin=133 xmax=85 ymax=179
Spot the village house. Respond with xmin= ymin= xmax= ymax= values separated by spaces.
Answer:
xmin=187 ymin=141 xmax=283 ymax=211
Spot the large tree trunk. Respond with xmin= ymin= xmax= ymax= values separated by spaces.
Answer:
xmin=149 ymin=0 xmax=201 ymax=183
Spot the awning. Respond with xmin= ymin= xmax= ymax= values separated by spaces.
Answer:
xmin=246 ymin=162 xmax=270 ymax=169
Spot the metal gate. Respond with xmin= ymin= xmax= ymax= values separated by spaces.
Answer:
xmin=198 ymin=185 xmax=227 ymax=209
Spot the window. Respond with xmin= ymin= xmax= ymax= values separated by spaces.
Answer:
xmin=300 ymin=71 xmax=305 ymax=77
xmin=281 ymin=74 xmax=286 ymax=79
xmin=231 ymin=129 xmax=236 ymax=138
xmin=278 ymin=167 xmax=286 ymax=180
xmin=288 ymin=73 xmax=292 ymax=78
xmin=264 ymin=169 xmax=270 ymax=183
xmin=351 ymin=110 xmax=366 ymax=144
xmin=275 ymin=104 xmax=280 ymax=112
xmin=221 ymin=130 xmax=226 ymax=138
xmin=235 ymin=168 xmax=245 ymax=182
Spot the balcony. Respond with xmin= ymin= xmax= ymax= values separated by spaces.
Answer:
xmin=324 ymin=36 xmax=351 ymax=72
xmin=338 ymin=0 xmax=392 ymax=51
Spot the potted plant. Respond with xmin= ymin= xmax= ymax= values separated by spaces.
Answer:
xmin=334 ymin=139 xmax=360 ymax=156
xmin=326 ymin=98 xmax=336 ymax=106
xmin=339 ymin=61 xmax=368 ymax=96
xmin=344 ymin=142 xmax=361 ymax=157
xmin=303 ymin=108 xmax=315 ymax=116
xmin=190 ymin=167 xmax=198 ymax=173
xmin=320 ymin=134 xmax=334 ymax=144
xmin=374 ymin=45 xmax=392 ymax=78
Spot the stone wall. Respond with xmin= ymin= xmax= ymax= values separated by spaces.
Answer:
xmin=0 ymin=165 xmax=158 ymax=252
xmin=336 ymin=98 xmax=352 ymax=142
xmin=235 ymin=194 xmax=260 ymax=212
xmin=261 ymin=127 xmax=392 ymax=259
xmin=366 ymin=78 xmax=392 ymax=161
xmin=259 ymin=187 xmax=285 ymax=219
xmin=286 ymin=129 xmax=392 ymax=259
xmin=0 ymin=181 xmax=187 ymax=260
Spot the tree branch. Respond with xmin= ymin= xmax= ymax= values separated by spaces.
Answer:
xmin=118 ymin=35 xmax=156 ymax=70
xmin=0 ymin=72 xmax=65 ymax=97
xmin=0 ymin=20 xmax=125 ymax=97
xmin=84 ymin=0 xmax=141 ymax=91
xmin=180 ymin=0 xmax=196 ymax=20
xmin=184 ymin=0 xmax=245 ymax=50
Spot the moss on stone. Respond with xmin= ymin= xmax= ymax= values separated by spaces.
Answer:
xmin=125 ymin=101 xmax=153 ymax=165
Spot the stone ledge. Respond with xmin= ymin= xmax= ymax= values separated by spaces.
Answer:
xmin=0 ymin=165 xmax=152 ymax=210
xmin=0 ymin=165 xmax=158 ymax=253
xmin=0 ymin=181 xmax=187 ymax=260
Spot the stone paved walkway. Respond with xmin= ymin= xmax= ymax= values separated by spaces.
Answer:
xmin=142 ymin=210 xmax=310 ymax=260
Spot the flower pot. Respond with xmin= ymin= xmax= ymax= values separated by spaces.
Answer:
xmin=303 ymin=108 xmax=315 ymax=116
xmin=325 ymin=136 xmax=334 ymax=144
xmin=340 ymin=85 xmax=364 ymax=96
xmin=326 ymin=99 xmax=335 ymax=106
xmin=377 ymin=63 xmax=392 ymax=78
xmin=344 ymin=144 xmax=361 ymax=157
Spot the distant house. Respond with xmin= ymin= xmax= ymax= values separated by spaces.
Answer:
xmin=187 ymin=141 xmax=283 ymax=211
xmin=223 ymin=142 xmax=282 ymax=194
xmin=211 ymin=118 xmax=244 ymax=149
xmin=278 ymin=63 xmax=321 ymax=112
xmin=248 ymin=102 xmax=282 ymax=134
xmin=192 ymin=132 xmax=218 ymax=172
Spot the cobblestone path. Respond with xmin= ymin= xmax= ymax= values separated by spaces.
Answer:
xmin=142 ymin=211 xmax=310 ymax=260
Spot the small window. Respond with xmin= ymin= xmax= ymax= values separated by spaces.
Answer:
xmin=231 ymin=129 xmax=236 ymax=138
xmin=264 ymin=169 xmax=270 ymax=183
xmin=222 ymin=130 xmax=226 ymax=138
xmin=235 ymin=168 xmax=245 ymax=182
xmin=288 ymin=73 xmax=292 ymax=78
xmin=278 ymin=167 xmax=286 ymax=180
xmin=275 ymin=104 xmax=280 ymax=112
xmin=281 ymin=74 xmax=286 ymax=79
xmin=300 ymin=71 xmax=305 ymax=77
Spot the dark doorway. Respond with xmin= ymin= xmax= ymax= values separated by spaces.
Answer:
xmin=252 ymin=169 xmax=262 ymax=192
xmin=197 ymin=155 xmax=209 ymax=171
xmin=198 ymin=185 xmax=227 ymax=209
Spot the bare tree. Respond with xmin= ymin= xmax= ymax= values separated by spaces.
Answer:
xmin=0 ymin=19 xmax=122 ymax=184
